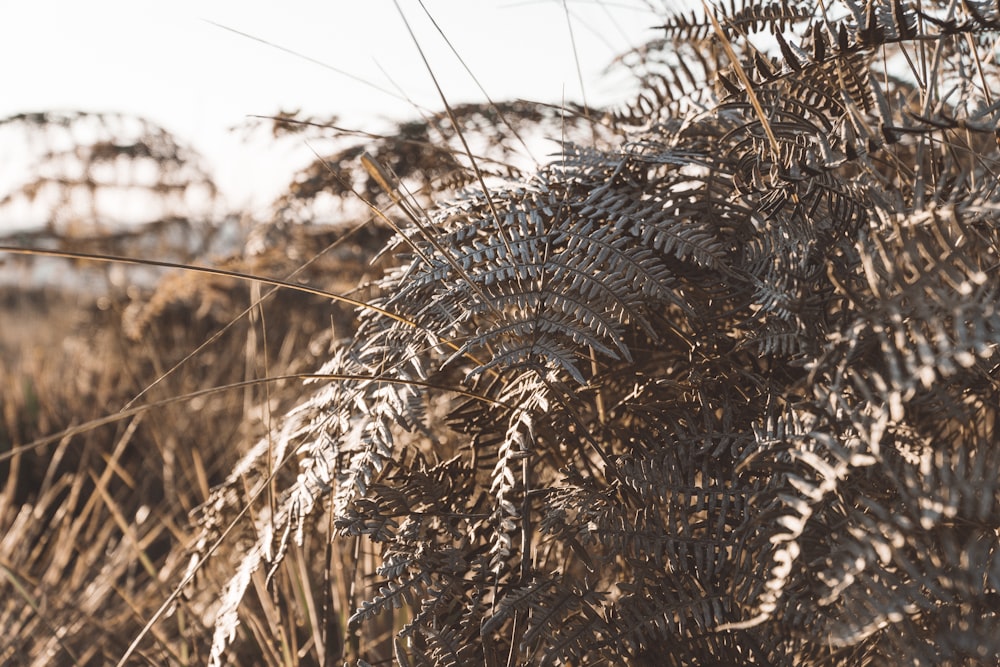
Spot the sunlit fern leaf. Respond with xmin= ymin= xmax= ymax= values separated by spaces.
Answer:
xmin=850 ymin=205 xmax=1000 ymax=393
xmin=774 ymin=372 xmax=1000 ymax=660
xmin=381 ymin=169 xmax=698 ymax=387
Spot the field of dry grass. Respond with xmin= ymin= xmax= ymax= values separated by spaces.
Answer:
xmin=0 ymin=221 xmax=395 ymax=665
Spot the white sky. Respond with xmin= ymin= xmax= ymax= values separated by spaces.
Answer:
xmin=0 ymin=1 xmax=667 ymax=221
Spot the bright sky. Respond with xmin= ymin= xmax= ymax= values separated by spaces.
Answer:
xmin=1 ymin=1 xmax=666 ymax=221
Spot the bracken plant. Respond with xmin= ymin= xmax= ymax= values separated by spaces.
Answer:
xmin=191 ymin=0 xmax=1000 ymax=664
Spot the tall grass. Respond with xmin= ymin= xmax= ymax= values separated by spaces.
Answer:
xmin=0 ymin=239 xmax=364 ymax=664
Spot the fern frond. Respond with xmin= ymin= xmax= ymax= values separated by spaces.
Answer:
xmin=657 ymin=0 xmax=816 ymax=41
xmin=190 ymin=2 xmax=1000 ymax=664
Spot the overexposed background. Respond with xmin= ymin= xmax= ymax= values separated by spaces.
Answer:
xmin=0 ymin=1 xmax=666 ymax=224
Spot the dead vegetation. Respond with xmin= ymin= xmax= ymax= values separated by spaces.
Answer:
xmin=0 ymin=223 xmax=365 ymax=665
xmin=4 ymin=0 xmax=1000 ymax=665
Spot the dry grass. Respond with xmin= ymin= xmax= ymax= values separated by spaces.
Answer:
xmin=0 ymin=223 xmax=387 ymax=666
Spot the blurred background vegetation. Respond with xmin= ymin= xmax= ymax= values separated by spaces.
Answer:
xmin=0 ymin=108 xmax=405 ymax=664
